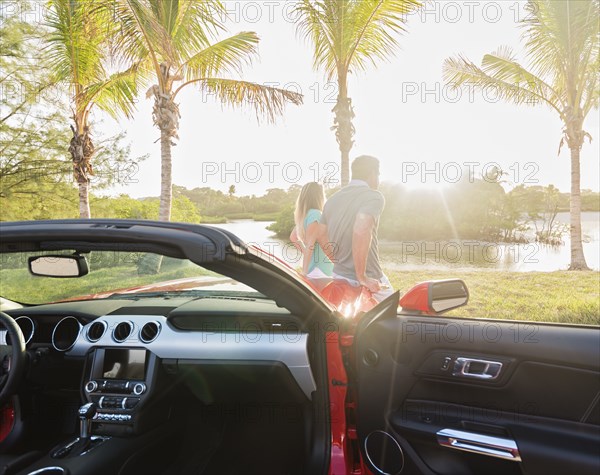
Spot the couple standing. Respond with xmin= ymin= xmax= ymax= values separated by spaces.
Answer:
xmin=290 ymin=155 xmax=393 ymax=302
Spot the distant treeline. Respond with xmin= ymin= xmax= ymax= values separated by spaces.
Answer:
xmin=1 ymin=180 xmax=598 ymax=244
xmin=266 ymin=180 xmax=600 ymax=244
xmin=174 ymin=185 xmax=301 ymax=222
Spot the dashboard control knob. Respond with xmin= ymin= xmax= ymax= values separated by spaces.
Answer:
xmin=132 ymin=383 xmax=146 ymax=395
xmin=85 ymin=381 xmax=98 ymax=393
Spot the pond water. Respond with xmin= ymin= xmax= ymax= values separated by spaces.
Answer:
xmin=212 ymin=212 xmax=600 ymax=272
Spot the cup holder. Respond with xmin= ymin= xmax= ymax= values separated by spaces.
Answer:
xmin=28 ymin=467 xmax=67 ymax=475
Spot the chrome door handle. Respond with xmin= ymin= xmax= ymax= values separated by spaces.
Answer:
xmin=437 ymin=428 xmax=521 ymax=462
xmin=452 ymin=357 xmax=503 ymax=380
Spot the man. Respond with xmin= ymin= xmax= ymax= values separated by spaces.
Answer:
xmin=316 ymin=155 xmax=393 ymax=302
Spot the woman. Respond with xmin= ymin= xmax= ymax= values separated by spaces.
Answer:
xmin=290 ymin=182 xmax=334 ymax=278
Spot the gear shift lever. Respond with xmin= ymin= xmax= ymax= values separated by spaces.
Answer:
xmin=79 ymin=402 xmax=97 ymax=439
xmin=52 ymin=402 xmax=98 ymax=458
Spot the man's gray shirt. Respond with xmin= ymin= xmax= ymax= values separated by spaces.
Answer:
xmin=320 ymin=181 xmax=385 ymax=281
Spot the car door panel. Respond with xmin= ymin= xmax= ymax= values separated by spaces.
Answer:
xmin=354 ymin=313 xmax=600 ymax=475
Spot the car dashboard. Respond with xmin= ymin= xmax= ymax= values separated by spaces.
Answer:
xmin=2 ymin=296 xmax=316 ymax=440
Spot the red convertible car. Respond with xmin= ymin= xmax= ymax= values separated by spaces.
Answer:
xmin=0 ymin=220 xmax=598 ymax=475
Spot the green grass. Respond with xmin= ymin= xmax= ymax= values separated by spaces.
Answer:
xmin=1 ymin=264 xmax=598 ymax=326
xmin=0 ymin=265 xmax=212 ymax=305
xmin=199 ymin=215 xmax=227 ymax=224
xmin=201 ymin=212 xmax=279 ymax=223
xmin=386 ymin=270 xmax=600 ymax=325
xmin=200 ymin=212 xmax=282 ymax=223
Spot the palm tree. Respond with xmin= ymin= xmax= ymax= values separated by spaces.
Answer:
xmin=46 ymin=0 xmax=138 ymax=218
xmin=108 ymin=0 xmax=303 ymax=221
xmin=295 ymin=0 xmax=422 ymax=186
xmin=443 ymin=0 xmax=599 ymax=270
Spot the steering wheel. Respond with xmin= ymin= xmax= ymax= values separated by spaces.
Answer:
xmin=0 ymin=312 xmax=26 ymax=406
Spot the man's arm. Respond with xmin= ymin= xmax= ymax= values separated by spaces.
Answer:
xmin=352 ymin=213 xmax=380 ymax=293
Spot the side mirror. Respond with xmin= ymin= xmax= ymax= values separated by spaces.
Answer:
xmin=400 ymin=279 xmax=468 ymax=315
xmin=28 ymin=255 xmax=89 ymax=278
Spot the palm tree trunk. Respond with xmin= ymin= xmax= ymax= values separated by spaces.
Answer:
xmin=149 ymin=79 xmax=180 ymax=222
xmin=69 ymin=124 xmax=94 ymax=219
xmin=333 ymin=78 xmax=355 ymax=186
xmin=140 ymin=102 xmax=173 ymax=274
xmin=568 ymin=144 xmax=589 ymax=270
xmin=78 ymin=181 xmax=91 ymax=218
xmin=158 ymin=128 xmax=172 ymax=222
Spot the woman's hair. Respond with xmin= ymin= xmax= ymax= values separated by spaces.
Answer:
xmin=294 ymin=182 xmax=325 ymax=241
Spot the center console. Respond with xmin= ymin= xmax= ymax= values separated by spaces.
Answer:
xmin=17 ymin=347 xmax=170 ymax=475
xmin=83 ymin=347 xmax=160 ymax=436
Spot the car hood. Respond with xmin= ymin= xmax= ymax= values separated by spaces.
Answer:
xmin=57 ymin=276 xmax=256 ymax=302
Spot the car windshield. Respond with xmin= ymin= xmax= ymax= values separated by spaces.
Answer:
xmin=0 ymin=250 xmax=261 ymax=305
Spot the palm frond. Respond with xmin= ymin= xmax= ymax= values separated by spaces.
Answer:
xmin=581 ymin=53 xmax=599 ymax=114
xmin=82 ymin=64 xmax=140 ymax=120
xmin=169 ymin=0 xmax=224 ymax=58
xmin=45 ymin=0 xmax=142 ymax=122
xmin=481 ymin=46 xmax=564 ymax=109
xmin=520 ymin=0 xmax=566 ymax=83
xmin=104 ymin=0 xmax=168 ymax=77
xmin=568 ymin=0 xmax=600 ymax=112
xmin=178 ymin=32 xmax=259 ymax=81
xmin=295 ymin=0 xmax=340 ymax=79
xmin=443 ymin=54 xmax=563 ymax=116
xmin=176 ymin=78 xmax=303 ymax=124
xmin=520 ymin=0 xmax=599 ymax=111
xmin=346 ymin=0 xmax=421 ymax=73
xmin=295 ymin=0 xmax=420 ymax=79
xmin=45 ymin=0 xmax=105 ymax=88
xmin=108 ymin=0 xmax=233 ymax=88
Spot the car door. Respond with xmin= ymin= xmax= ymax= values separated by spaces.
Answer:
xmin=352 ymin=292 xmax=600 ymax=475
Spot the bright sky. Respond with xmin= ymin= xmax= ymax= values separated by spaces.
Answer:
xmin=98 ymin=0 xmax=600 ymax=198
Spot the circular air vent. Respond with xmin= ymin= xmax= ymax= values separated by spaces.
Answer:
xmin=7 ymin=316 xmax=35 ymax=346
xmin=52 ymin=317 xmax=82 ymax=352
xmin=140 ymin=321 xmax=161 ymax=343
xmin=87 ymin=321 xmax=106 ymax=342
xmin=112 ymin=321 xmax=133 ymax=343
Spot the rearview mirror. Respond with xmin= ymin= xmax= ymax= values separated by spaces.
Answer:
xmin=400 ymin=279 xmax=468 ymax=315
xmin=28 ymin=255 xmax=89 ymax=278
